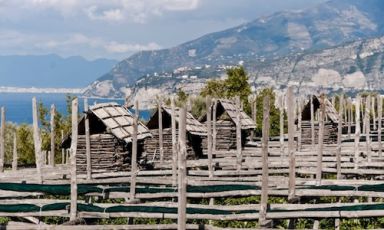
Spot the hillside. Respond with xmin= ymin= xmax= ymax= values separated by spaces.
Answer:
xmin=85 ymin=0 xmax=384 ymax=98
xmin=0 ymin=54 xmax=117 ymax=88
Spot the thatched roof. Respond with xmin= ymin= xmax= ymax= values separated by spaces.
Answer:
xmin=200 ymin=99 xmax=256 ymax=130
xmin=89 ymin=103 xmax=152 ymax=143
xmin=301 ymin=96 xmax=339 ymax=123
xmin=146 ymin=106 xmax=207 ymax=136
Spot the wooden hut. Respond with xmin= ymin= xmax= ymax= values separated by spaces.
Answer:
xmin=144 ymin=106 xmax=207 ymax=161
xmin=300 ymin=96 xmax=339 ymax=144
xmin=200 ymin=99 xmax=256 ymax=150
xmin=62 ymin=102 xmax=152 ymax=174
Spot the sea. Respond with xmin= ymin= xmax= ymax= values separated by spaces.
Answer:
xmin=0 ymin=93 xmax=152 ymax=124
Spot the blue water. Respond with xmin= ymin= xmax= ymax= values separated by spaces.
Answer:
xmin=0 ymin=93 xmax=152 ymax=124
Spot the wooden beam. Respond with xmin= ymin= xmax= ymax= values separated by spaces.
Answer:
xmin=84 ymin=98 xmax=92 ymax=180
xmin=316 ymin=94 xmax=325 ymax=185
xmin=287 ymin=87 xmax=296 ymax=200
xmin=158 ymin=100 xmax=164 ymax=163
xmin=70 ymin=98 xmax=78 ymax=221
xmin=280 ymin=94 xmax=285 ymax=153
xmin=32 ymin=97 xmax=43 ymax=184
xmin=378 ymin=95 xmax=382 ymax=157
xmin=235 ymin=96 xmax=242 ymax=172
xmin=171 ymin=97 xmax=177 ymax=187
xmin=0 ymin=107 xmax=4 ymax=172
xmin=310 ymin=95 xmax=315 ymax=148
xmin=259 ymin=96 xmax=270 ymax=227
xmin=354 ymin=95 xmax=361 ymax=169
xmin=50 ymin=104 xmax=56 ymax=166
xmin=130 ymin=100 xmax=139 ymax=201
xmin=337 ymin=95 xmax=343 ymax=180
xmin=206 ymin=97 xmax=213 ymax=177
xmin=178 ymin=106 xmax=187 ymax=230
xmin=365 ymin=95 xmax=372 ymax=162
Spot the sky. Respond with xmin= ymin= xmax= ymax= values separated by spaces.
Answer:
xmin=0 ymin=0 xmax=327 ymax=61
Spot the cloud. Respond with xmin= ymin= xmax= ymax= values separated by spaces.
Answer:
xmin=1 ymin=0 xmax=201 ymax=23
xmin=0 ymin=30 xmax=161 ymax=59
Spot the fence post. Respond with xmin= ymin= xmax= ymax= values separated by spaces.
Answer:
xmin=316 ymin=94 xmax=325 ymax=186
xmin=280 ymin=94 xmax=285 ymax=153
xmin=378 ymin=95 xmax=382 ymax=158
xmin=297 ymin=98 xmax=302 ymax=151
xmin=158 ymin=99 xmax=164 ymax=163
xmin=32 ymin=98 xmax=43 ymax=184
xmin=177 ymin=106 xmax=187 ymax=230
xmin=311 ymin=96 xmax=315 ymax=148
xmin=206 ymin=97 xmax=213 ymax=177
xmin=287 ymin=87 xmax=296 ymax=200
xmin=130 ymin=100 xmax=139 ymax=201
xmin=49 ymin=104 xmax=56 ymax=166
xmin=337 ymin=95 xmax=343 ymax=180
xmin=365 ymin=95 xmax=372 ymax=162
xmin=171 ymin=97 xmax=177 ymax=187
xmin=259 ymin=96 xmax=270 ymax=227
xmin=0 ymin=107 xmax=5 ymax=172
xmin=12 ymin=132 xmax=17 ymax=171
xmin=70 ymin=98 xmax=78 ymax=221
xmin=354 ymin=95 xmax=361 ymax=169
xmin=84 ymin=98 xmax=92 ymax=180
xmin=236 ymin=96 xmax=242 ymax=172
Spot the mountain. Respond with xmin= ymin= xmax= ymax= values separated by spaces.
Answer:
xmin=85 ymin=0 xmax=384 ymax=98
xmin=0 ymin=54 xmax=117 ymax=88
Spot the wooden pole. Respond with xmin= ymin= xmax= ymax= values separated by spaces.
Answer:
xmin=280 ymin=94 xmax=285 ymax=153
xmin=297 ymin=98 xmax=302 ymax=151
xmin=70 ymin=98 xmax=78 ymax=221
xmin=259 ymin=96 xmax=270 ymax=227
xmin=130 ymin=100 xmax=139 ymax=201
xmin=12 ymin=132 xmax=17 ymax=171
xmin=235 ymin=96 xmax=242 ymax=172
xmin=310 ymin=96 xmax=315 ymax=148
xmin=61 ymin=130 xmax=65 ymax=164
xmin=316 ymin=94 xmax=325 ymax=186
xmin=32 ymin=97 xmax=43 ymax=184
xmin=49 ymin=104 xmax=56 ymax=166
xmin=0 ymin=107 xmax=5 ymax=172
xmin=372 ymin=96 xmax=377 ymax=131
xmin=347 ymin=98 xmax=352 ymax=139
xmin=177 ymin=106 xmax=187 ymax=230
xmin=206 ymin=97 xmax=213 ymax=177
xmin=158 ymin=100 xmax=164 ymax=163
xmin=336 ymin=95 xmax=343 ymax=180
xmin=378 ymin=95 xmax=382 ymax=158
xmin=171 ymin=97 xmax=177 ymax=187
xmin=365 ymin=95 xmax=371 ymax=162
xmin=287 ymin=87 xmax=296 ymax=200
xmin=212 ymin=99 xmax=217 ymax=154
xmin=84 ymin=98 xmax=92 ymax=180
xmin=354 ymin=95 xmax=361 ymax=169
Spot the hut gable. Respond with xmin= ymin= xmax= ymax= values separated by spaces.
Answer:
xmin=301 ymin=96 xmax=339 ymax=123
xmin=200 ymin=99 xmax=256 ymax=130
xmin=146 ymin=106 xmax=207 ymax=136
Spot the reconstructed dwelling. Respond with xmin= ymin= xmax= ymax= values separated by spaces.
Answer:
xmin=144 ymin=106 xmax=207 ymax=161
xmin=300 ymin=96 xmax=339 ymax=144
xmin=200 ymin=99 xmax=256 ymax=150
xmin=62 ymin=102 xmax=152 ymax=174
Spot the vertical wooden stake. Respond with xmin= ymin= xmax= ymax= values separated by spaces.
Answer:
xmin=280 ymin=94 xmax=285 ymax=153
xmin=177 ymin=106 xmax=187 ymax=230
xmin=354 ymin=95 xmax=361 ymax=169
xmin=206 ymin=97 xmax=213 ymax=177
xmin=297 ymin=98 xmax=302 ymax=151
xmin=336 ymin=95 xmax=343 ymax=180
xmin=310 ymin=96 xmax=315 ymax=148
xmin=50 ymin=104 xmax=56 ymax=166
xmin=365 ymin=95 xmax=371 ymax=162
xmin=70 ymin=98 xmax=78 ymax=221
xmin=372 ymin=97 xmax=377 ymax=131
xmin=32 ymin=97 xmax=43 ymax=184
xmin=259 ymin=96 xmax=270 ymax=227
xmin=84 ymin=98 xmax=92 ymax=180
xmin=316 ymin=94 xmax=325 ymax=185
xmin=0 ymin=107 xmax=4 ymax=172
xmin=348 ymin=99 xmax=352 ymax=139
xmin=212 ymin=99 xmax=217 ymax=154
xmin=378 ymin=95 xmax=382 ymax=158
xmin=287 ymin=87 xmax=296 ymax=200
xmin=61 ymin=130 xmax=65 ymax=164
xmin=171 ymin=97 xmax=177 ymax=187
xmin=12 ymin=132 xmax=17 ymax=171
xmin=130 ymin=100 xmax=139 ymax=201
xmin=235 ymin=96 xmax=242 ymax=172
xmin=158 ymin=100 xmax=164 ymax=163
